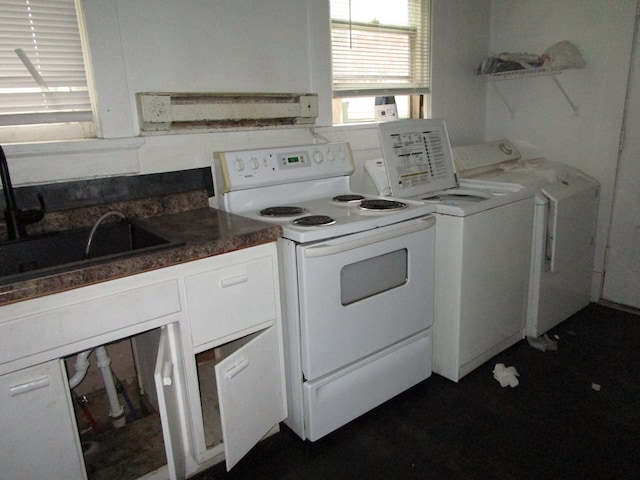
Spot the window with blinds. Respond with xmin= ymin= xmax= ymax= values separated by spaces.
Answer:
xmin=330 ymin=0 xmax=431 ymax=123
xmin=0 ymin=0 xmax=94 ymax=140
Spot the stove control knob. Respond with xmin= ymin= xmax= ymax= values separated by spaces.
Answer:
xmin=249 ymin=156 xmax=260 ymax=170
xmin=234 ymin=158 xmax=245 ymax=172
xmin=312 ymin=151 xmax=324 ymax=164
xmin=336 ymin=148 xmax=347 ymax=162
xmin=327 ymin=150 xmax=336 ymax=162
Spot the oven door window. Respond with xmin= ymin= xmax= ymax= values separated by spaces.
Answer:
xmin=341 ymin=249 xmax=407 ymax=305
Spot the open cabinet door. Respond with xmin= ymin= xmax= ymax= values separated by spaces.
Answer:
xmin=155 ymin=323 xmax=187 ymax=480
xmin=216 ymin=326 xmax=286 ymax=470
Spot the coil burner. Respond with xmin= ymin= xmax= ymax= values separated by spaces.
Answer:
xmin=292 ymin=215 xmax=336 ymax=227
xmin=260 ymin=206 xmax=308 ymax=217
xmin=333 ymin=194 xmax=366 ymax=203
xmin=359 ymin=199 xmax=407 ymax=211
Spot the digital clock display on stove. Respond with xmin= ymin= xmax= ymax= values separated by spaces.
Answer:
xmin=278 ymin=152 xmax=309 ymax=169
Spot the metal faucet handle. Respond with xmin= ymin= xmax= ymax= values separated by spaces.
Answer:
xmin=1 ymin=144 xmax=46 ymax=240
xmin=15 ymin=192 xmax=46 ymax=225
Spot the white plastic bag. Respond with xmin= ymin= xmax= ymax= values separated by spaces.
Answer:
xmin=540 ymin=41 xmax=585 ymax=69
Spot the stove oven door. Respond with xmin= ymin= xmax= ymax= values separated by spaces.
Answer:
xmin=296 ymin=215 xmax=435 ymax=381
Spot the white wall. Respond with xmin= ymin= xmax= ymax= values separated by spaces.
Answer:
xmin=430 ymin=0 xmax=490 ymax=146
xmin=4 ymin=0 xmax=490 ymax=196
xmin=601 ymin=7 xmax=640 ymax=308
xmin=485 ymin=0 xmax=637 ymax=300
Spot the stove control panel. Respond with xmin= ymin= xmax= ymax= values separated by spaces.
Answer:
xmin=215 ymin=142 xmax=354 ymax=192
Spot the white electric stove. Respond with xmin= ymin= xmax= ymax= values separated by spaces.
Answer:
xmin=214 ymin=142 xmax=436 ymax=441
xmin=215 ymin=142 xmax=433 ymax=243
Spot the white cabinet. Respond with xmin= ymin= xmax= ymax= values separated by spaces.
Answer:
xmin=0 ymin=360 xmax=85 ymax=479
xmin=0 ymin=242 xmax=285 ymax=479
xmin=0 ymin=273 xmax=186 ymax=479
xmin=182 ymin=243 xmax=287 ymax=470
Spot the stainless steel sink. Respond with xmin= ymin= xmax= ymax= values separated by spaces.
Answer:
xmin=0 ymin=221 xmax=183 ymax=285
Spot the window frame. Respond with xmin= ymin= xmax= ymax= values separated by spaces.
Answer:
xmin=0 ymin=0 xmax=97 ymax=144
xmin=330 ymin=0 xmax=431 ymax=124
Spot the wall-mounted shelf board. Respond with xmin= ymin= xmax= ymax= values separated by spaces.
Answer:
xmin=480 ymin=67 xmax=579 ymax=117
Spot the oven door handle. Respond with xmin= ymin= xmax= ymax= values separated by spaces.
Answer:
xmin=303 ymin=215 xmax=435 ymax=258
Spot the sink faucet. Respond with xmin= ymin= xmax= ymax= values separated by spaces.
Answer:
xmin=84 ymin=211 xmax=127 ymax=259
xmin=0 ymin=146 xmax=45 ymax=240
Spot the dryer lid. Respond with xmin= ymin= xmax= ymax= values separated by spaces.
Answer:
xmin=378 ymin=119 xmax=458 ymax=198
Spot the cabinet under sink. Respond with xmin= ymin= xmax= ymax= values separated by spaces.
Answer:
xmin=66 ymin=324 xmax=185 ymax=480
xmin=0 ymin=242 xmax=286 ymax=479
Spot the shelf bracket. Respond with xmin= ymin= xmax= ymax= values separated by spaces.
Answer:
xmin=490 ymin=82 xmax=515 ymax=118
xmin=482 ymin=67 xmax=580 ymax=117
xmin=549 ymin=74 xmax=579 ymax=115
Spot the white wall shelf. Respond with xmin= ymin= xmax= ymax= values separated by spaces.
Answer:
xmin=480 ymin=67 xmax=579 ymax=117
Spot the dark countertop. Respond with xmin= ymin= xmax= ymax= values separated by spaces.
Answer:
xmin=0 ymin=207 xmax=282 ymax=307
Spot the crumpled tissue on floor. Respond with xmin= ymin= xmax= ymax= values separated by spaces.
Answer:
xmin=493 ymin=363 xmax=520 ymax=388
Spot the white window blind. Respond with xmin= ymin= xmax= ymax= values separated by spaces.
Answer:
xmin=330 ymin=0 xmax=431 ymax=98
xmin=0 ymin=0 xmax=93 ymax=128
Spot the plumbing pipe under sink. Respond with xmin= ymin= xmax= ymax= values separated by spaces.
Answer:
xmin=95 ymin=347 xmax=126 ymax=428
xmin=68 ymin=351 xmax=92 ymax=389
xmin=68 ymin=346 xmax=126 ymax=429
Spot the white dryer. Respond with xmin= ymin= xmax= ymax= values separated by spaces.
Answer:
xmin=454 ymin=140 xmax=600 ymax=338
xmin=365 ymin=119 xmax=536 ymax=382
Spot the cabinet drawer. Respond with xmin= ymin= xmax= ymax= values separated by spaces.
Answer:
xmin=185 ymin=254 xmax=277 ymax=347
xmin=0 ymin=279 xmax=181 ymax=367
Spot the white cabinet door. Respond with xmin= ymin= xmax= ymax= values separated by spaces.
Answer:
xmin=0 ymin=360 xmax=85 ymax=480
xmin=215 ymin=326 xmax=286 ymax=470
xmin=154 ymin=323 xmax=188 ymax=480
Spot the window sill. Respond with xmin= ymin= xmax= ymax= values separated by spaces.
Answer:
xmin=321 ymin=122 xmax=381 ymax=132
xmin=2 ymin=138 xmax=145 ymax=186
xmin=3 ymin=137 xmax=144 ymax=158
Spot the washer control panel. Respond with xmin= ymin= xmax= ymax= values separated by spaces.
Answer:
xmin=215 ymin=142 xmax=354 ymax=191
xmin=452 ymin=139 xmax=521 ymax=173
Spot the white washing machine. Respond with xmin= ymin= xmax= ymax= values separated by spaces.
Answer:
xmin=454 ymin=140 xmax=600 ymax=338
xmin=365 ymin=119 xmax=536 ymax=382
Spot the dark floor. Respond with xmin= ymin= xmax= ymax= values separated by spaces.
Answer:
xmin=193 ymin=303 xmax=640 ymax=480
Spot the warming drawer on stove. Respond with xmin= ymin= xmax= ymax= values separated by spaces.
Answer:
xmin=303 ymin=329 xmax=432 ymax=441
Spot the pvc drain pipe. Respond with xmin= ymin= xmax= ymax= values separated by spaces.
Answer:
xmin=69 ymin=346 xmax=126 ymax=429
xmin=68 ymin=351 xmax=92 ymax=390
xmin=95 ymin=346 xmax=126 ymax=428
